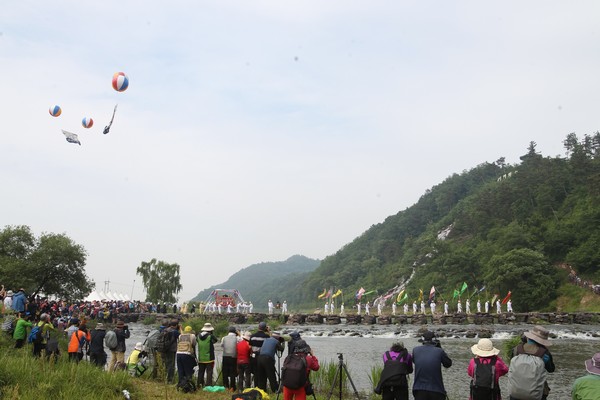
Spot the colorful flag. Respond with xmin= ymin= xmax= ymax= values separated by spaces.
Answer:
xmin=453 ymin=289 xmax=459 ymax=299
xmin=491 ymin=294 xmax=498 ymax=305
xmin=332 ymin=289 xmax=343 ymax=299
xmin=398 ymin=293 xmax=408 ymax=304
xmin=460 ymin=282 xmax=468 ymax=295
xmin=364 ymin=290 xmax=376 ymax=296
xmin=429 ymin=286 xmax=436 ymax=300
xmin=324 ymin=288 xmax=333 ymax=299
xmin=501 ymin=291 xmax=512 ymax=304
xmin=356 ymin=287 xmax=366 ymax=300
xmin=396 ymin=289 xmax=405 ymax=303
xmin=418 ymin=289 xmax=424 ymax=301
xmin=317 ymin=289 xmax=327 ymax=299
xmin=478 ymin=286 xmax=486 ymax=293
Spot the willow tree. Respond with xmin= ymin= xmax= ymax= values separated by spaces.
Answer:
xmin=136 ymin=258 xmax=182 ymax=303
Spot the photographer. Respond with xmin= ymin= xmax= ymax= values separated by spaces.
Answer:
xmin=412 ymin=331 xmax=452 ymax=400
xmin=108 ymin=320 xmax=130 ymax=371
xmin=256 ymin=330 xmax=285 ymax=393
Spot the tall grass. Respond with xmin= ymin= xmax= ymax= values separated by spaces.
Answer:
xmin=311 ymin=358 xmax=349 ymax=397
xmin=0 ymin=344 xmax=133 ymax=399
xmin=367 ymin=364 xmax=382 ymax=395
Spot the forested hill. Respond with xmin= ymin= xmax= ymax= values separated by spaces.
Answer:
xmin=191 ymin=255 xmax=320 ymax=308
xmin=190 ymin=134 xmax=599 ymax=313
xmin=295 ymin=134 xmax=600 ymax=312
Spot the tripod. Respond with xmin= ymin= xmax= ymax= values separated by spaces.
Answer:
xmin=327 ymin=353 xmax=361 ymax=400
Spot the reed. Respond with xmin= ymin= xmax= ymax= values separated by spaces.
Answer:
xmin=367 ymin=364 xmax=382 ymax=394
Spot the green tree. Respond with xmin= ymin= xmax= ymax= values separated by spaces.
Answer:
xmin=484 ymin=249 xmax=558 ymax=312
xmin=0 ymin=225 xmax=93 ymax=300
xmin=137 ymin=258 xmax=182 ymax=303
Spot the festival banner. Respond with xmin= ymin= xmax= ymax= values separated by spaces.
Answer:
xmin=324 ymin=288 xmax=333 ymax=299
xmin=501 ymin=291 xmax=512 ymax=304
xmin=460 ymin=282 xmax=468 ymax=295
xmin=453 ymin=289 xmax=459 ymax=299
xmin=396 ymin=289 xmax=405 ymax=303
xmin=332 ymin=289 xmax=343 ymax=299
xmin=429 ymin=286 xmax=436 ymax=300
xmin=356 ymin=287 xmax=366 ymax=299
xmin=399 ymin=293 xmax=408 ymax=303
xmin=418 ymin=289 xmax=424 ymax=301
xmin=317 ymin=289 xmax=327 ymax=299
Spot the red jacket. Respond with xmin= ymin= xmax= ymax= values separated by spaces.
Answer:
xmin=237 ymin=339 xmax=252 ymax=365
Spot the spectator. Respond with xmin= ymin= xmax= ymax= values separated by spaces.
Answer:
xmin=197 ymin=322 xmax=218 ymax=387
xmin=572 ymin=352 xmax=600 ymax=399
xmin=412 ymin=331 xmax=452 ymax=400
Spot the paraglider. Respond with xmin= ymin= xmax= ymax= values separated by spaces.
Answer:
xmin=61 ymin=130 xmax=81 ymax=145
xmin=112 ymin=72 xmax=129 ymax=92
xmin=81 ymin=117 xmax=93 ymax=128
xmin=49 ymin=105 xmax=62 ymax=117
xmin=103 ymin=104 xmax=118 ymax=134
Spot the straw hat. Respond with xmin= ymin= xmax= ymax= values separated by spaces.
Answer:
xmin=471 ymin=338 xmax=500 ymax=357
xmin=523 ymin=325 xmax=552 ymax=347
xmin=201 ymin=323 xmax=214 ymax=332
xmin=243 ymin=331 xmax=252 ymax=340
xmin=585 ymin=352 xmax=600 ymax=375
xmin=134 ymin=342 xmax=144 ymax=351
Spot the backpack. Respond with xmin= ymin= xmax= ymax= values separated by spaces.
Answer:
xmin=471 ymin=357 xmax=496 ymax=399
xmin=2 ymin=315 xmax=16 ymax=335
xmin=509 ymin=347 xmax=546 ymax=400
xmin=28 ymin=324 xmax=44 ymax=344
xmin=155 ymin=329 xmax=171 ymax=353
xmin=105 ymin=329 xmax=118 ymax=350
xmin=281 ymin=353 xmax=307 ymax=389
xmin=177 ymin=333 xmax=193 ymax=353
xmin=144 ymin=329 xmax=160 ymax=350
xmin=177 ymin=375 xmax=197 ymax=393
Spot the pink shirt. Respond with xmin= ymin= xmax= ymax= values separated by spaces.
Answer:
xmin=467 ymin=355 xmax=509 ymax=400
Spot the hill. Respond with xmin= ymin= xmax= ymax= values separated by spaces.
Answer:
xmin=190 ymin=133 xmax=600 ymax=313
xmin=190 ymin=254 xmax=320 ymax=311
xmin=297 ymin=134 xmax=600 ymax=312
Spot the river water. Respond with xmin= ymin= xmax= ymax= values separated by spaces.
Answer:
xmin=122 ymin=322 xmax=599 ymax=399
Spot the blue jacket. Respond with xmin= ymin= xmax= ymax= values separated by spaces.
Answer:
xmin=412 ymin=342 xmax=452 ymax=395
xmin=259 ymin=337 xmax=284 ymax=359
xmin=12 ymin=291 xmax=27 ymax=312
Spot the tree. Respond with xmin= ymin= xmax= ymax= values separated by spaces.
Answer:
xmin=0 ymin=225 xmax=93 ymax=300
xmin=137 ymin=258 xmax=182 ymax=303
xmin=484 ymin=249 xmax=558 ymax=312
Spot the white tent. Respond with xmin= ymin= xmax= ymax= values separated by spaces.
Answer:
xmin=84 ymin=290 xmax=101 ymax=302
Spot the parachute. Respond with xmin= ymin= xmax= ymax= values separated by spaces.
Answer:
xmin=62 ymin=130 xmax=81 ymax=145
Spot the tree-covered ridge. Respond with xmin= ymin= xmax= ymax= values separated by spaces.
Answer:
xmin=191 ymin=255 xmax=320 ymax=308
xmin=294 ymin=134 xmax=600 ymax=311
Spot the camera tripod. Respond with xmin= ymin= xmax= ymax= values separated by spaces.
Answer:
xmin=327 ymin=353 xmax=361 ymax=400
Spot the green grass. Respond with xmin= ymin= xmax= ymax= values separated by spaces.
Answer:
xmin=551 ymin=282 xmax=600 ymax=312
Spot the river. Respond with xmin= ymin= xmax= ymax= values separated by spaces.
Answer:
xmin=122 ymin=322 xmax=599 ymax=399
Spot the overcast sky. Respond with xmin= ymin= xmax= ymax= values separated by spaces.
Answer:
xmin=2 ymin=1 xmax=600 ymax=302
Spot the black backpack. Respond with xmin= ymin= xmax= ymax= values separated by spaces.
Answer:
xmin=381 ymin=351 xmax=409 ymax=387
xmin=155 ymin=329 xmax=171 ymax=352
xmin=471 ymin=357 xmax=497 ymax=400
xmin=177 ymin=375 xmax=197 ymax=393
xmin=281 ymin=353 xmax=307 ymax=389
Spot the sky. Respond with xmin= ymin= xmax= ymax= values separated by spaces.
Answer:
xmin=2 ymin=1 xmax=600 ymax=303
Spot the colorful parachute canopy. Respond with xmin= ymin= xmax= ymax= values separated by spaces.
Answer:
xmin=82 ymin=117 xmax=93 ymax=128
xmin=112 ymin=72 xmax=129 ymax=92
xmin=61 ymin=130 xmax=81 ymax=145
xmin=49 ymin=105 xmax=62 ymax=117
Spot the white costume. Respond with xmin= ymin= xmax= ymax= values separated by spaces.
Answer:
xmin=365 ymin=303 xmax=370 ymax=315
xmin=392 ymin=303 xmax=397 ymax=315
xmin=403 ymin=304 xmax=409 ymax=314
xmin=466 ymin=299 xmax=471 ymax=314
xmin=477 ymin=300 xmax=481 ymax=313
xmin=444 ymin=302 xmax=449 ymax=315
xmin=340 ymin=303 xmax=345 ymax=315
xmin=457 ymin=300 xmax=462 ymax=314
xmin=430 ymin=302 xmax=436 ymax=315
xmin=357 ymin=303 xmax=361 ymax=315
xmin=377 ymin=303 xmax=382 ymax=316
xmin=282 ymin=301 xmax=288 ymax=314
xmin=496 ymin=300 xmax=501 ymax=314
xmin=485 ymin=301 xmax=489 ymax=313
xmin=324 ymin=303 xmax=329 ymax=314
xmin=507 ymin=300 xmax=513 ymax=313
xmin=268 ymin=300 xmax=274 ymax=315
xmin=413 ymin=302 xmax=417 ymax=314
xmin=421 ymin=301 xmax=426 ymax=314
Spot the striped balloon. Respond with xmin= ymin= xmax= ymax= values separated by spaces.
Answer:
xmin=112 ymin=72 xmax=129 ymax=92
xmin=82 ymin=117 xmax=94 ymax=128
xmin=49 ymin=105 xmax=62 ymax=117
